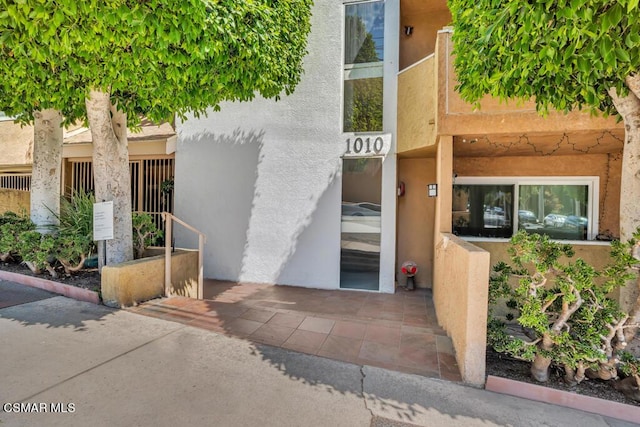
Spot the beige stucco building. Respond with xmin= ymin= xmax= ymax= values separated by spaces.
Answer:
xmin=0 ymin=0 xmax=627 ymax=386
xmin=394 ymin=1 xmax=624 ymax=384
xmin=0 ymin=119 xmax=176 ymax=229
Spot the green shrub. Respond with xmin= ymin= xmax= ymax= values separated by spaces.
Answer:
xmin=132 ymin=212 xmax=163 ymax=259
xmin=488 ymin=230 xmax=640 ymax=385
xmin=55 ymin=231 xmax=94 ymax=275
xmin=43 ymin=190 xmax=97 ymax=274
xmin=1 ymin=194 xmax=169 ymax=275
xmin=16 ymin=230 xmax=58 ymax=278
xmin=56 ymin=190 xmax=96 ymax=254
xmin=0 ymin=212 xmax=35 ymax=262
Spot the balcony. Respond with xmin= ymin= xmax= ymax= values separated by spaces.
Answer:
xmin=397 ymin=29 xmax=625 ymax=157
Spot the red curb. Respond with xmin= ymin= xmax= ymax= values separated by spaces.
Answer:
xmin=485 ymin=375 xmax=640 ymax=423
xmin=0 ymin=269 xmax=101 ymax=305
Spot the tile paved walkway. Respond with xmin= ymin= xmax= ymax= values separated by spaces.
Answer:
xmin=130 ymin=279 xmax=462 ymax=382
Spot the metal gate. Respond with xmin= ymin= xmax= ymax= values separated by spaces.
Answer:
xmin=67 ymin=158 xmax=174 ymax=232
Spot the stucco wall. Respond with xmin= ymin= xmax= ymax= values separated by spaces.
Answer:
xmin=0 ymin=121 xmax=33 ymax=167
xmin=433 ymin=233 xmax=489 ymax=385
xmin=399 ymin=9 xmax=451 ymax=70
xmin=473 ymin=240 xmax=613 ymax=271
xmin=397 ymin=57 xmax=437 ymax=154
xmin=473 ymin=240 xmax=619 ymax=301
xmin=454 ymin=153 xmax=621 ymax=237
xmin=175 ymin=1 xmax=399 ymax=292
xmin=436 ymin=30 xmax=623 ymax=136
xmin=0 ymin=189 xmax=30 ymax=214
xmin=101 ymin=250 xmax=198 ymax=307
xmin=397 ymin=158 xmax=436 ymax=287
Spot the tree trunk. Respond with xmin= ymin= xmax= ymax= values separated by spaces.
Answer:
xmin=531 ymin=353 xmax=552 ymax=382
xmin=563 ymin=363 xmax=586 ymax=386
xmin=85 ymin=89 xmax=133 ymax=265
xmin=31 ymin=109 xmax=63 ymax=233
xmin=586 ymin=359 xmax=618 ymax=381
xmin=531 ymin=334 xmax=553 ymax=382
xmin=609 ymin=76 xmax=640 ymax=342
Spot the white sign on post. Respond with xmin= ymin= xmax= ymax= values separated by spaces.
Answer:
xmin=93 ymin=201 xmax=114 ymax=241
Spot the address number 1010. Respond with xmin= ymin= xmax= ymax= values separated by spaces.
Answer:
xmin=345 ymin=136 xmax=384 ymax=155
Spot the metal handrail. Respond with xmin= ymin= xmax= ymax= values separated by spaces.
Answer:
xmin=161 ymin=212 xmax=206 ymax=299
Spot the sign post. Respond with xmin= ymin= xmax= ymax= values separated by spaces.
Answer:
xmin=93 ymin=201 xmax=114 ymax=270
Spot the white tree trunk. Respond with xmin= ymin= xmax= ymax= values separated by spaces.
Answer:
xmin=609 ymin=75 xmax=640 ymax=329
xmin=85 ymin=89 xmax=133 ymax=265
xmin=616 ymin=75 xmax=640 ymax=243
xmin=31 ymin=109 xmax=63 ymax=233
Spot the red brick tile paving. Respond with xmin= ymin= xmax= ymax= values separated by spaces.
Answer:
xmin=267 ymin=312 xmax=305 ymax=329
xmin=133 ymin=280 xmax=462 ymax=383
xmin=364 ymin=324 xmax=402 ymax=346
xmin=298 ymin=316 xmax=335 ymax=334
xmin=397 ymin=343 xmax=439 ymax=370
xmin=282 ymin=330 xmax=328 ymax=354
xmin=318 ymin=335 xmax=362 ymax=363
xmin=331 ymin=320 xmax=367 ymax=339
xmin=249 ymin=323 xmax=295 ymax=346
xmin=378 ymin=311 xmax=404 ymax=322
xmin=225 ymin=318 xmax=263 ymax=337
xmin=240 ymin=308 xmax=276 ymax=323
xmin=358 ymin=341 xmax=399 ymax=365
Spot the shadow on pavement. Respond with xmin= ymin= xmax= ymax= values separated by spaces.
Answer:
xmin=0 ymin=281 xmax=115 ymax=331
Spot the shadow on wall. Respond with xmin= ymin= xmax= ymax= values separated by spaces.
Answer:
xmin=178 ymin=126 xmax=342 ymax=287
xmin=175 ymin=128 xmax=264 ymax=281
xmin=233 ymin=135 xmax=343 ymax=286
xmin=271 ymin=164 xmax=341 ymax=287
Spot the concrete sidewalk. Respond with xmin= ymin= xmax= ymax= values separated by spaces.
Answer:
xmin=0 ymin=283 xmax=637 ymax=427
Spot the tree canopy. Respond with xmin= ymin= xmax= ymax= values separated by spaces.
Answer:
xmin=450 ymin=0 xmax=640 ymax=336
xmin=449 ymin=0 xmax=640 ymax=115
xmin=0 ymin=0 xmax=313 ymax=125
xmin=0 ymin=0 xmax=313 ymax=265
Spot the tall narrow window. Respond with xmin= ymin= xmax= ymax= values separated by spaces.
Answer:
xmin=341 ymin=158 xmax=382 ymax=290
xmin=341 ymin=2 xmax=385 ymax=290
xmin=344 ymin=1 xmax=384 ymax=132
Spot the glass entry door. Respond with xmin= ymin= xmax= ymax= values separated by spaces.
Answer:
xmin=340 ymin=158 xmax=382 ymax=290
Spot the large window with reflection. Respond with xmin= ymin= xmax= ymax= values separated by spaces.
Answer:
xmin=453 ymin=177 xmax=598 ymax=241
xmin=341 ymin=2 xmax=385 ymax=290
xmin=341 ymin=158 xmax=382 ymax=290
xmin=343 ymin=1 xmax=384 ymax=132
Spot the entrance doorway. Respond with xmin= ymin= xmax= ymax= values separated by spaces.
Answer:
xmin=340 ymin=158 xmax=382 ymax=290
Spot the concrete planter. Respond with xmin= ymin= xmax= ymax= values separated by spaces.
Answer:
xmin=0 ymin=269 xmax=100 ymax=305
xmin=101 ymin=249 xmax=199 ymax=308
xmin=485 ymin=375 xmax=640 ymax=424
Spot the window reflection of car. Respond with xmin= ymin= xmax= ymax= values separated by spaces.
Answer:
xmin=565 ymin=215 xmax=588 ymax=229
xmin=543 ymin=213 xmax=567 ymax=228
xmin=483 ymin=206 xmax=509 ymax=228
xmin=518 ymin=210 xmax=538 ymax=224
xmin=341 ymin=202 xmax=381 ymax=234
xmin=341 ymin=202 xmax=380 ymax=216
